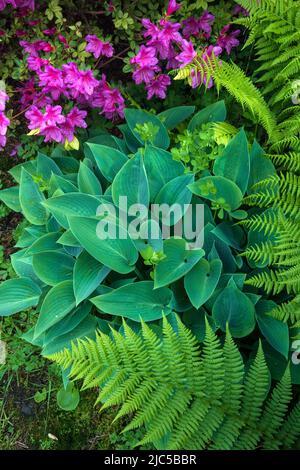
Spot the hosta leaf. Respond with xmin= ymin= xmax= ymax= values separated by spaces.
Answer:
xmin=213 ymin=129 xmax=250 ymax=195
xmin=73 ymin=250 xmax=110 ymax=305
xmin=144 ymin=145 xmax=184 ymax=201
xmin=124 ymin=108 xmax=170 ymax=149
xmin=33 ymin=251 xmax=75 ymax=286
xmin=25 ymin=232 xmax=63 ymax=256
xmin=77 ymin=161 xmax=102 ymax=195
xmin=35 ymin=280 xmax=76 ymax=337
xmin=37 ymin=152 xmax=62 ymax=179
xmin=188 ymin=100 xmax=227 ymax=131
xmin=155 ymin=174 xmax=194 ymax=226
xmin=184 ymin=258 xmax=222 ymax=309
xmin=49 ymin=174 xmax=78 ymax=194
xmin=112 ymin=152 xmax=149 ymax=208
xmin=90 ymin=280 xmax=173 ymax=322
xmin=19 ymin=168 xmax=48 ymax=225
xmin=43 ymin=193 xmax=102 ymax=229
xmin=248 ymin=140 xmax=276 ymax=194
xmin=0 ymin=186 xmax=21 ymax=212
xmin=9 ymin=160 xmax=36 ymax=183
xmin=256 ymin=300 xmax=289 ymax=359
xmin=86 ymin=143 xmax=128 ymax=183
xmin=68 ymin=216 xmax=138 ymax=274
xmin=188 ymin=176 xmax=243 ymax=212
xmin=154 ymin=238 xmax=205 ymax=289
xmin=0 ymin=277 xmax=41 ymax=316
xmin=212 ymin=280 xmax=256 ymax=337
xmin=158 ymin=106 xmax=195 ymax=130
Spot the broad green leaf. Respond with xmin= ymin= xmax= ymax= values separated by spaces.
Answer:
xmin=144 ymin=145 xmax=184 ymax=201
xmin=33 ymin=251 xmax=75 ymax=286
xmin=188 ymin=176 xmax=243 ymax=211
xmin=26 ymin=232 xmax=62 ymax=255
xmin=43 ymin=303 xmax=92 ymax=345
xmin=49 ymin=174 xmax=78 ymax=195
xmin=184 ymin=258 xmax=222 ymax=309
xmin=112 ymin=152 xmax=149 ymax=208
xmin=158 ymin=106 xmax=195 ymax=130
xmin=155 ymin=174 xmax=194 ymax=225
xmin=19 ymin=168 xmax=48 ymax=225
xmin=213 ymin=129 xmax=250 ymax=195
xmin=68 ymin=216 xmax=138 ymax=274
xmin=11 ymin=250 xmax=41 ymax=284
xmin=42 ymin=315 xmax=98 ymax=356
xmin=212 ymin=280 xmax=256 ymax=337
xmin=183 ymin=308 xmax=216 ymax=342
xmin=37 ymin=152 xmax=62 ymax=179
xmin=86 ymin=143 xmax=128 ymax=183
xmin=124 ymin=108 xmax=170 ymax=149
xmin=57 ymin=229 xmax=81 ymax=247
xmin=0 ymin=277 xmax=41 ymax=316
xmin=90 ymin=280 xmax=173 ymax=322
xmin=0 ymin=186 xmax=21 ymax=212
xmin=248 ymin=140 xmax=276 ymax=194
xmin=256 ymin=300 xmax=289 ymax=359
xmin=43 ymin=193 xmax=102 ymax=229
xmin=51 ymin=155 xmax=79 ymax=173
xmin=9 ymin=160 xmax=36 ymax=183
xmin=73 ymin=250 xmax=110 ymax=305
xmin=188 ymin=101 xmax=227 ymax=131
xmin=57 ymin=383 xmax=80 ymax=411
xmin=77 ymin=161 xmax=102 ymax=195
xmin=118 ymin=124 xmax=141 ymax=153
xmin=154 ymin=238 xmax=204 ymax=288
xmin=35 ymin=280 xmax=76 ymax=337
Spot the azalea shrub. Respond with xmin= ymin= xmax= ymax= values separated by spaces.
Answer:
xmin=0 ymin=0 xmax=243 ymax=157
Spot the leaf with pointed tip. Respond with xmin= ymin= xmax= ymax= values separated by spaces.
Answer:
xmin=68 ymin=216 xmax=138 ymax=274
xmin=144 ymin=145 xmax=184 ymax=201
xmin=77 ymin=161 xmax=102 ymax=195
xmin=86 ymin=143 xmax=128 ymax=183
xmin=184 ymin=258 xmax=222 ymax=309
xmin=26 ymin=232 xmax=62 ymax=255
xmin=188 ymin=176 xmax=243 ymax=211
xmin=34 ymin=280 xmax=76 ymax=337
xmin=155 ymin=174 xmax=194 ymax=226
xmin=90 ymin=280 xmax=173 ymax=322
xmin=33 ymin=251 xmax=75 ymax=286
xmin=43 ymin=193 xmax=102 ymax=229
xmin=19 ymin=168 xmax=48 ymax=225
xmin=73 ymin=250 xmax=110 ymax=305
xmin=0 ymin=186 xmax=21 ymax=212
xmin=158 ymin=106 xmax=195 ymax=130
xmin=188 ymin=100 xmax=226 ymax=131
xmin=0 ymin=277 xmax=41 ymax=316
xmin=154 ymin=238 xmax=204 ymax=288
xmin=112 ymin=152 xmax=149 ymax=208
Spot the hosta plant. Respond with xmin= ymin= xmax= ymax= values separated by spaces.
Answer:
xmin=0 ymin=101 xmax=294 ymax=384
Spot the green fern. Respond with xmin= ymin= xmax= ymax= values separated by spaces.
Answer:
xmin=49 ymin=316 xmax=300 ymax=450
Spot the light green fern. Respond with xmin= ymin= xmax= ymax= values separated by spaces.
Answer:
xmin=49 ymin=316 xmax=300 ymax=450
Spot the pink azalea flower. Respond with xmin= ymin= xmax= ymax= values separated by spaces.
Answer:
xmin=43 ymin=27 xmax=57 ymax=36
xmin=0 ymin=90 xmax=9 ymax=112
xmin=141 ymin=19 xmax=160 ymax=40
xmin=166 ymin=0 xmax=181 ymax=16
xmin=182 ymin=17 xmax=202 ymax=38
xmin=198 ymin=11 xmax=215 ymax=37
xmin=41 ymin=125 xmax=63 ymax=143
xmin=145 ymin=74 xmax=171 ymax=99
xmin=15 ymin=30 xmax=27 ymax=37
xmin=132 ymin=65 xmax=160 ymax=85
xmin=65 ymin=107 xmax=87 ymax=128
xmin=58 ymin=34 xmax=69 ymax=48
xmin=27 ymin=55 xmax=49 ymax=71
xmin=158 ymin=19 xmax=182 ymax=48
xmin=43 ymin=105 xmax=65 ymax=127
xmin=217 ymin=25 xmax=240 ymax=55
xmin=0 ymin=111 xmax=10 ymax=148
xmin=175 ymin=39 xmax=197 ymax=67
xmin=0 ymin=0 xmax=16 ymax=11
xmin=131 ymin=46 xmax=158 ymax=68
xmin=25 ymin=106 xmax=44 ymax=129
xmin=85 ymin=35 xmax=114 ymax=59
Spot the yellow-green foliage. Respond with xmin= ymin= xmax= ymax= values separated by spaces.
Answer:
xmin=49 ymin=316 xmax=300 ymax=450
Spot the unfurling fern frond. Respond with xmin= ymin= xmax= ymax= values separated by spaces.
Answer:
xmin=49 ymin=316 xmax=300 ymax=450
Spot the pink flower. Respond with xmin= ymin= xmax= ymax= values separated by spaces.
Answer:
xmin=141 ymin=19 xmax=160 ymax=40
xmin=232 ymin=5 xmax=249 ymax=17
xmin=27 ymin=55 xmax=49 ymax=71
xmin=65 ymin=107 xmax=87 ymax=128
xmin=41 ymin=126 xmax=63 ymax=143
xmin=25 ymin=106 xmax=44 ymax=129
xmin=77 ymin=69 xmax=99 ymax=99
xmin=145 ymin=74 xmax=171 ymax=99
xmin=157 ymin=19 xmax=182 ymax=48
xmin=43 ymin=105 xmax=65 ymax=127
xmin=217 ymin=25 xmax=240 ymax=55
xmin=182 ymin=17 xmax=202 ymax=38
xmin=16 ymin=29 xmax=27 ymax=37
xmin=0 ymin=0 xmax=16 ymax=11
xmin=198 ymin=11 xmax=215 ymax=37
xmin=58 ymin=34 xmax=69 ymax=48
xmin=132 ymin=65 xmax=160 ymax=84
xmin=131 ymin=46 xmax=158 ymax=68
xmin=175 ymin=39 xmax=197 ymax=67
xmin=0 ymin=90 xmax=9 ymax=112
xmin=85 ymin=35 xmax=114 ymax=59
xmin=38 ymin=65 xmax=65 ymax=100
xmin=166 ymin=0 xmax=181 ymax=16
xmin=43 ymin=27 xmax=56 ymax=36
xmin=0 ymin=111 xmax=10 ymax=149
